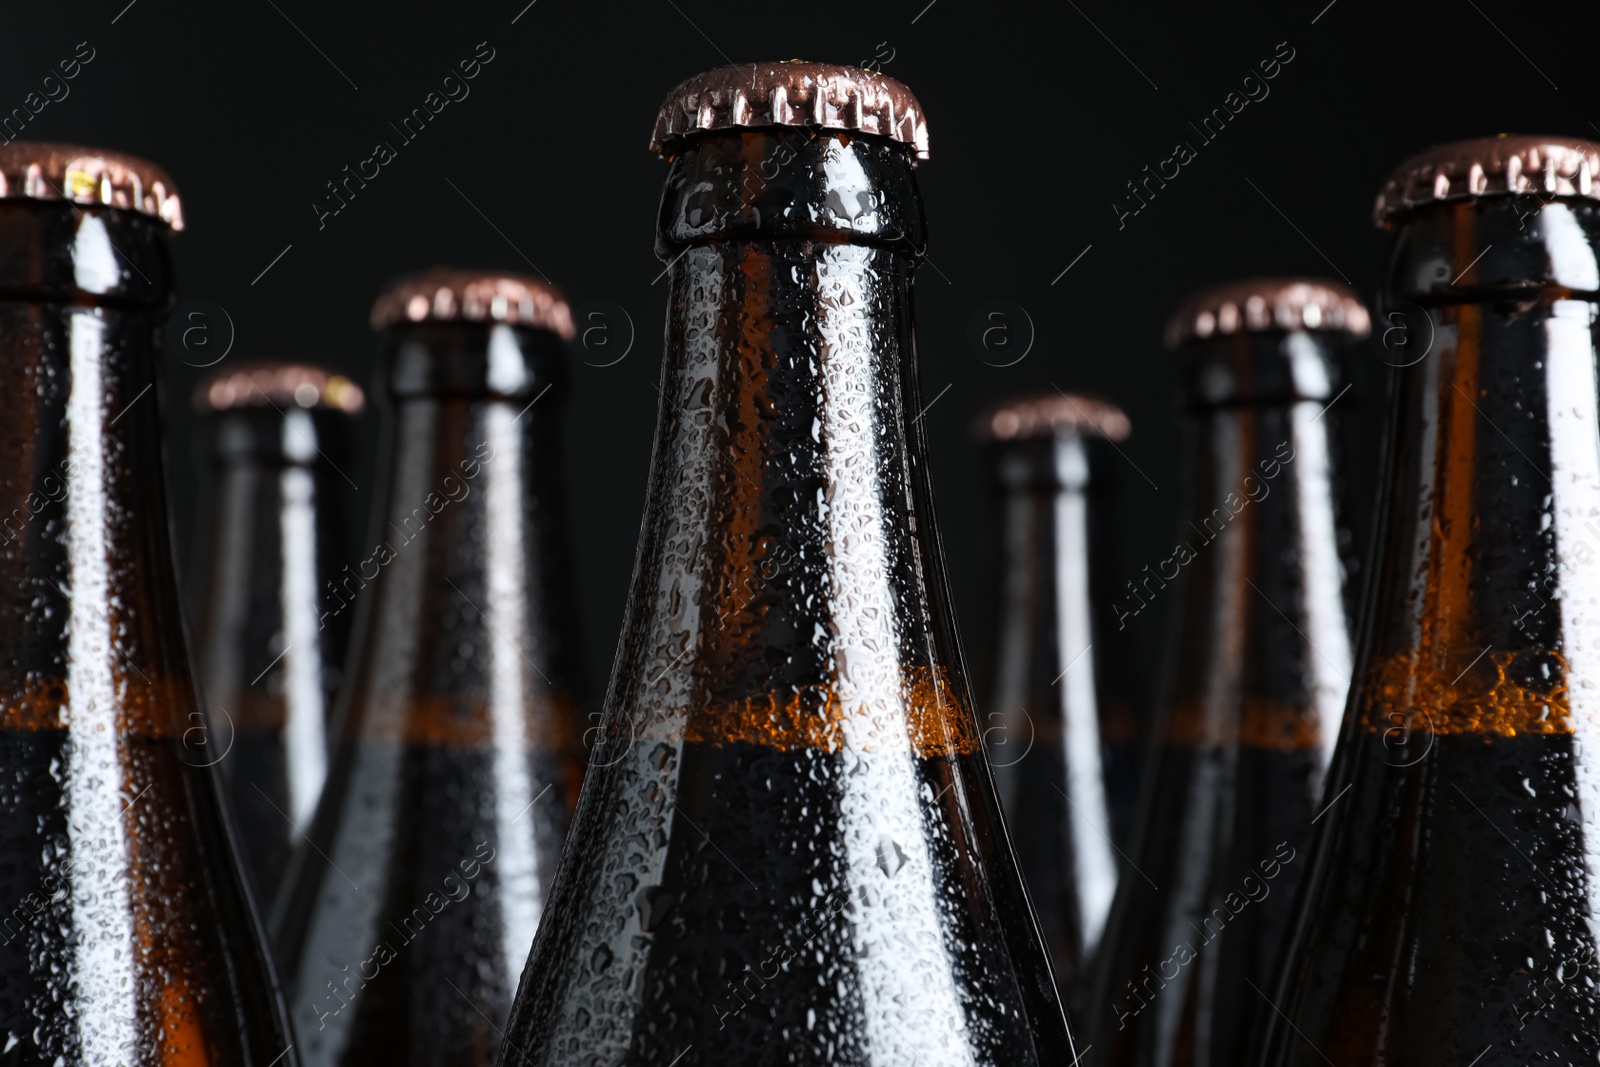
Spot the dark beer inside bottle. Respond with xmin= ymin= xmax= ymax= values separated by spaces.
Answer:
xmin=272 ymin=316 xmax=581 ymax=1065
xmin=1257 ymin=196 xmax=1600 ymax=1063
xmin=1089 ymin=321 xmax=1352 ymax=1066
xmin=504 ymin=127 xmax=1072 ymax=1065
xmin=0 ymin=196 xmax=290 ymax=1061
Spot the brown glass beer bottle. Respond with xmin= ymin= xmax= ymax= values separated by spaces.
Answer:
xmin=272 ymin=271 xmax=585 ymax=1064
xmin=973 ymin=394 xmax=1128 ymax=1005
xmin=0 ymin=144 xmax=295 ymax=1063
xmin=1251 ymin=137 xmax=1600 ymax=1064
xmin=497 ymin=62 xmax=1074 ymax=1066
xmin=1085 ymin=280 xmax=1368 ymax=1066
xmin=189 ymin=364 xmax=364 ymax=905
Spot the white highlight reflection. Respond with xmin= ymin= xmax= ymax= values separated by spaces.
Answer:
xmin=1543 ymin=299 xmax=1600 ymax=933
xmin=482 ymin=395 xmax=544 ymax=992
xmin=1286 ymin=332 xmax=1353 ymax=773
xmin=63 ymin=308 xmax=138 ymax=1062
xmin=278 ymin=459 xmax=327 ymax=825
xmin=815 ymin=245 xmax=973 ymax=1066
xmin=1053 ymin=435 xmax=1118 ymax=955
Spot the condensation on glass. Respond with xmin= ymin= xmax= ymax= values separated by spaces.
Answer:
xmin=272 ymin=269 xmax=585 ymax=1066
xmin=1086 ymin=278 xmax=1367 ymax=1067
xmin=0 ymin=144 xmax=295 ymax=1064
xmin=1253 ymin=136 xmax=1600 ymax=1065
xmin=501 ymin=61 xmax=1075 ymax=1067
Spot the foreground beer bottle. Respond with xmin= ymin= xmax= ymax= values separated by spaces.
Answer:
xmin=191 ymin=364 xmax=364 ymax=905
xmin=274 ymin=271 xmax=584 ymax=1064
xmin=499 ymin=62 xmax=1073 ymax=1066
xmin=1086 ymin=280 xmax=1367 ymax=1066
xmin=0 ymin=145 xmax=294 ymax=1062
xmin=1252 ymin=137 xmax=1600 ymax=1064
xmin=974 ymin=394 xmax=1126 ymax=1006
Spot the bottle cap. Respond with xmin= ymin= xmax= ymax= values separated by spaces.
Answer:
xmin=0 ymin=142 xmax=183 ymax=230
xmin=649 ymin=61 xmax=929 ymax=160
xmin=974 ymin=393 xmax=1131 ymax=442
xmin=1165 ymin=278 xmax=1370 ymax=349
xmin=195 ymin=363 xmax=365 ymax=414
xmin=370 ymin=268 xmax=575 ymax=338
xmin=1374 ymin=135 xmax=1600 ymax=226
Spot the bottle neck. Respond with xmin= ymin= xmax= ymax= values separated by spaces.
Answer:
xmin=989 ymin=435 xmax=1099 ymax=714
xmin=1154 ymin=329 xmax=1352 ymax=758
xmin=615 ymin=131 xmax=965 ymax=754
xmin=331 ymin=321 xmax=577 ymax=740
xmin=373 ymin=320 xmax=569 ymax=543
xmin=194 ymin=407 xmax=353 ymax=820
xmin=0 ymin=201 xmax=172 ymax=306
xmin=655 ymin=127 xmax=926 ymax=256
xmin=207 ymin=403 xmax=351 ymax=465
xmin=1183 ymin=328 xmax=1344 ymax=408
xmin=986 ymin=434 xmax=1117 ymax=952
xmin=1367 ymin=197 xmax=1600 ymax=736
xmin=0 ymin=202 xmax=186 ymax=734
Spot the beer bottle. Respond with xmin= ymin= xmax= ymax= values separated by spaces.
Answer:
xmin=1251 ymin=136 xmax=1600 ymax=1064
xmin=498 ymin=62 xmax=1074 ymax=1066
xmin=272 ymin=270 xmax=586 ymax=1064
xmin=189 ymin=364 xmax=364 ymax=905
xmin=1095 ymin=541 xmax=1148 ymax=852
xmin=1086 ymin=279 xmax=1368 ymax=1065
xmin=0 ymin=144 xmax=294 ymax=1062
xmin=973 ymin=394 xmax=1127 ymax=1005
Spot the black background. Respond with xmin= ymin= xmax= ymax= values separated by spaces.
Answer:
xmin=0 ymin=0 xmax=1593 ymax=708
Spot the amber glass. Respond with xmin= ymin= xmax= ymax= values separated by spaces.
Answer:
xmin=1085 ymin=323 xmax=1355 ymax=1065
xmin=191 ymin=397 xmax=357 ymax=905
xmin=981 ymin=431 xmax=1119 ymax=1006
xmin=1252 ymin=198 xmax=1600 ymax=1063
xmin=0 ymin=199 xmax=294 ymax=1062
xmin=272 ymin=317 xmax=584 ymax=1064
xmin=1094 ymin=506 xmax=1148 ymax=851
xmin=498 ymin=128 xmax=1073 ymax=1065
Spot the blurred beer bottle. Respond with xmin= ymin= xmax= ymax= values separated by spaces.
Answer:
xmin=1094 ymin=525 xmax=1149 ymax=851
xmin=1086 ymin=279 xmax=1367 ymax=1066
xmin=498 ymin=62 xmax=1074 ymax=1066
xmin=0 ymin=144 xmax=294 ymax=1063
xmin=190 ymin=363 xmax=363 ymax=906
xmin=273 ymin=270 xmax=585 ymax=1065
xmin=1252 ymin=136 xmax=1600 ymax=1064
xmin=973 ymin=394 xmax=1127 ymax=1005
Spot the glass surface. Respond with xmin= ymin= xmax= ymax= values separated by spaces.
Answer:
xmin=273 ymin=321 xmax=584 ymax=1065
xmin=192 ymin=403 xmax=356 ymax=904
xmin=0 ymin=200 xmax=294 ymax=1064
xmin=1253 ymin=198 xmax=1600 ymax=1064
xmin=981 ymin=433 xmax=1118 ymax=1008
xmin=1087 ymin=325 xmax=1354 ymax=1067
xmin=500 ymin=129 xmax=1073 ymax=1067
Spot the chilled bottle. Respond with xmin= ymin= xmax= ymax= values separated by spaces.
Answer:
xmin=273 ymin=270 xmax=585 ymax=1064
xmin=190 ymin=363 xmax=363 ymax=906
xmin=1251 ymin=136 xmax=1600 ymax=1064
xmin=0 ymin=144 xmax=295 ymax=1063
xmin=498 ymin=61 xmax=1074 ymax=1066
xmin=974 ymin=393 xmax=1127 ymax=1005
xmin=1095 ymin=536 xmax=1148 ymax=851
xmin=1085 ymin=279 xmax=1368 ymax=1065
